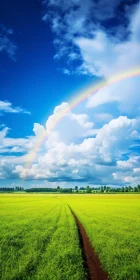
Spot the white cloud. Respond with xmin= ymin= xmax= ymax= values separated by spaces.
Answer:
xmin=42 ymin=1 xmax=140 ymax=116
xmin=45 ymin=102 xmax=94 ymax=142
xmin=86 ymin=77 xmax=140 ymax=114
xmin=0 ymin=127 xmax=9 ymax=146
xmin=71 ymin=4 xmax=140 ymax=113
xmin=73 ymin=8 xmax=140 ymax=112
xmin=0 ymin=100 xmax=30 ymax=114
xmin=42 ymin=0 xmax=128 ymax=37
xmin=113 ymin=156 xmax=140 ymax=184
xmin=74 ymin=7 xmax=140 ymax=78
xmin=0 ymin=110 xmax=140 ymax=186
xmin=11 ymin=115 xmax=140 ymax=185
xmin=46 ymin=102 xmax=70 ymax=130
xmin=33 ymin=123 xmax=45 ymax=138
xmin=70 ymin=113 xmax=93 ymax=129
xmin=42 ymin=0 xmax=139 ymax=72
xmin=0 ymin=126 xmax=32 ymax=155
xmin=86 ymin=84 xmax=120 ymax=108
xmin=94 ymin=113 xmax=113 ymax=122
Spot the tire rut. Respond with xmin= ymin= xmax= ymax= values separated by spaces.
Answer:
xmin=15 ymin=206 xmax=63 ymax=280
xmin=68 ymin=206 xmax=110 ymax=280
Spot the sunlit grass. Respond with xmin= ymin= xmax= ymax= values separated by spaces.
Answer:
xmin=0 ymin=195 xmax=84 ymax=280
xmin=0 ymin=194 xmax=140 ymax=280
xmin=66 ymin=194 xmax=140 ymax=280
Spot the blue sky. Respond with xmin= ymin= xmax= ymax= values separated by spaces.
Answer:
xmin=0 ymin=0 xmax=140 ymax=188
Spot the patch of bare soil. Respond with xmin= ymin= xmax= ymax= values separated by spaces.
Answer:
xmin=69 ymin=207 xmax=109 ymax=280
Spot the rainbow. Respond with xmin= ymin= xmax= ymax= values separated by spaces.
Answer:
xmin=26 ymin=68 xmax=140 ymax=168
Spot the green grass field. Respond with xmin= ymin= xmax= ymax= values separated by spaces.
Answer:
xmin=0 ymin=194 xmax=140 ymax=280
xmin=0 ymin=195 xmax=84 ymax=280
xmin=66 ymin=194 xmax=140 ymax=280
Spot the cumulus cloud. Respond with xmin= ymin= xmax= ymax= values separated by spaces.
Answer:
xmin=113 ymin=156 xmax=140 ymax=184
xmin=0 ymin=101 xmax=94 ymax=179
xmin=0 ymin=110 xmax=140 ymax=186
xmin=10 ymin=115 xmax=140 ymax=185
xmin=45 ymin=102 xmax=94 ymax=143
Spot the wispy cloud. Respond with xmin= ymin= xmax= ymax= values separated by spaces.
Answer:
xmin=0 ymin=25 xmax=17 ymax=60
xmin=42 ymin=1 xmax=140 ymax=116
xmin=74 ymin=4 xmax=140 ymax=77
xmin=0 ymin=100 xmax=30 ymax=115
xmin=42 ymin=0 xmax=139 ymax=74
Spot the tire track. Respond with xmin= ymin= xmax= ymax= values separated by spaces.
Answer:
xmin=68 ymin=206 xmax=109 ymax=280
xmin=15 ymin=205 xmax=63 ymax=280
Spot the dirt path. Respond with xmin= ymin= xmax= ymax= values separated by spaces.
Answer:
xmin=69 ymin=206 xmax=109 ymax=280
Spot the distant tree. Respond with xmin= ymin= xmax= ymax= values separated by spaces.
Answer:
xmin=60 ymin=188 xmax=72 ymax=193
xmin=86 ymin=186 xmax=91 ymax=193
xmin=124 ymin=186 xmax=128 ymax=192
xmin=15 ymin=186 xmax=23 ymax=192
xmin=25 ymin=188 xmax=58 ymax=193
xmin=57 ymin=186 xmax=60 ymax=191
xmin=106 ymin=186 xmax=110 ymax=192
xmin=134 ymin=186 xmax=138 ymax=192
xmin=0 ymin=187 xmax=14 ymax=192
xmin=75 ymin=186 xmax=78 ymax=192
xmin=128 ymin=185 xmax=132 ymax=192
xmin=100 ymin=186 xmax=104 ymax=193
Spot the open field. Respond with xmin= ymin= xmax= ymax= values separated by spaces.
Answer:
xmin=0 ymin=195 xmax=84 ymax=280
xmin=66 ymin=194 xmax=140 ymax=280
xmin=0 ymin=194 xmax=140 ymax=280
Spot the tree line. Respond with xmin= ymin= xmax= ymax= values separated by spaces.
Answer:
xmin=25 ymin=187 xmax=73 ymax=193
xmin=0 ymin=185 xmax=140 ymax=193
xmin=0 ymin=186 xmax=24 ymax=192
xmin=77 ymin=185 xmax=140 ymax=193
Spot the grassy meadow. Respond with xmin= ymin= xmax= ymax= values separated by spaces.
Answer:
xmin=0 ymin=194 xmax=140 ymax=280
xmin=66 ymin=194 xmax=140 ymax=280
xmin=0 ymin=195 xmax=84 ymax=280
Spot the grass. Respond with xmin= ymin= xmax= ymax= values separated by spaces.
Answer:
xmin=66 ymin=194 xmax=140 ymax=280
xmin=0 ymin=194 xmax=84 ymax=280
xmin=0 ymin=194 xmax=140 ymax=280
